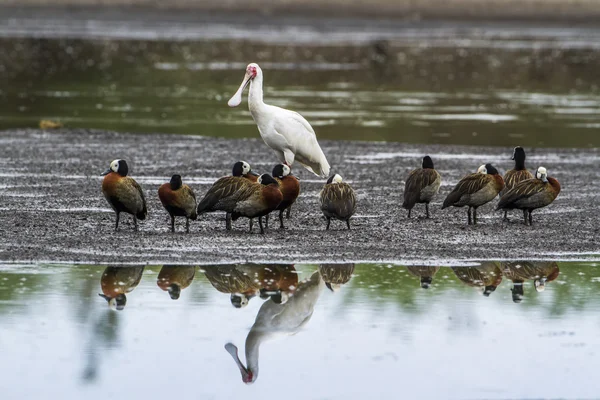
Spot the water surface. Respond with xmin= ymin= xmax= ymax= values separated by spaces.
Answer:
xmin=0 ymin=20 xmax=599 ymax=147
xmin=1 ymin=261 xmax=599 ymax=399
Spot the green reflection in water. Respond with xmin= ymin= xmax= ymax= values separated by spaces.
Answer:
xmin=0 ymin=38 xmax=599 ymax=147
xmin=0 ymin=261 xmax=597 ymax=314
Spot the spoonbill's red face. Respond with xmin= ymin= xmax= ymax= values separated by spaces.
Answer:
xmin=247 ymin=64 xmax=258 ymax=78
xmin=242 ymin=370 xmax=254 ymax=383
xmin=228 ymin=63 xmax=261 ymax=107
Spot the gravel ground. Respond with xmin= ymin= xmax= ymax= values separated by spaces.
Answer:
xmin=0 ymin=129 xmax=598 ymax=265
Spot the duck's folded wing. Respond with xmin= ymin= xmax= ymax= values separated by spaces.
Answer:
xmin=443 ymin=173 xmax=488 ymax=207
xmin=497 ymin=179 xmax=546 ymax=208
xmin=198 ymin=177 xmax=254 ymax=211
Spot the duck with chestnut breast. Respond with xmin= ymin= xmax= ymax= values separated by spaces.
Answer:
xmin=158 ymin=174 xmax=197 ymax=233
xmin=502 ymin=146 xmax=534 ymax=221
xmin=230 ymin=174 xmax=283 ymax=234
xmin=442 ymin=163 xmax=504 ymax=225
xmin=232 ymin=161 xmax=260 ymax=230
xmin=405 ymin=266 xmax=440 ymax=289
xmin=98 ymin=266 xmax=145 ymax=310
xmin=101 ymin=159 xmax=147 ymax=231
xmin=196 ymin=162 xmax=259 ymax=231
xmin=157 ymin=265 xmax=196 ymax=300
xmin=402 ymin=155 xmax=441 ymax=219
xmin=265 ymin=164 xmax=300 ymax=229
xmin=197 ymin=174 xmax=282 ymax=234
xmin=319 ymin=174 xmax=356 ymax=230
xmin=496 ymin=166 xmax=560 ymax=226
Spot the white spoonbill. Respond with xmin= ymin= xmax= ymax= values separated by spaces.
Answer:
xmin=228 ymin=63 xmax=331 ymax=178
xmin=224 ymin=270 xmax=325 ymax=384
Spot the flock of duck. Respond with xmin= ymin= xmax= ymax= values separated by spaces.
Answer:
xmin=98 ymin=261 xmax=559 ymax=383
xmin=100 ymin=63 xmax=561 ymax=232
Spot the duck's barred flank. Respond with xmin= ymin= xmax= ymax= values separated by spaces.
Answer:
xmin=202 ymin=266 xmax=259 ymax=294
xmin=318 ymin=264 xmax=355 ymax=285
xmin=451 ymin=263 xmax=503 ymax=288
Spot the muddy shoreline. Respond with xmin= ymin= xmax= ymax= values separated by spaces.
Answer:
xmin=0 ymin=129 xmax=598 ymax=265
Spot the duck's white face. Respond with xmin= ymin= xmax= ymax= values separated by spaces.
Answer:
xmin=333 ymin=174 xmax=343 ymax=183
xmin=534 ymin=279 xmax=546 ymax=292
xmin=536 ymin=166 xmax=548 ymax=182
xmin=108 ymin=298 xmax=118 ymax=310
xmin=228 ymin=63 xmax=261 ymax=107
xmin=282 ymin=164 xmax=291 ymax=176
xmin=242 ymin=161 xmax=251 ymax=175
xmin=110 ymin=159 xmax=120 ymax=173
xmin=477 ymin=165 xmax=487 ymax=174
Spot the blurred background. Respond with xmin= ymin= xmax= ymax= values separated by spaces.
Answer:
xmin=1 ymin=0 xmax=599 ymax=147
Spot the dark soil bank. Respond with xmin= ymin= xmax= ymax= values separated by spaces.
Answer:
xmin=0 ymin=129 xmax=598 ymax=265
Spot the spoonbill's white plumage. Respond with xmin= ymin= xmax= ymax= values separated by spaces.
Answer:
xmin=224 ymin=270 xmax=324 ymax=384
xmin=228 ymin=63 xmax=331 ymax=178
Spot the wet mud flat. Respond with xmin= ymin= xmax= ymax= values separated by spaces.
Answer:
xmin=0 ymin=129 xmax=598 ymax=264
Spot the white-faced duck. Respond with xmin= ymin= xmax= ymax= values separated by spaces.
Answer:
xmin=442 ymin=163 xmax=504 ymax=225
xmin=157 ymin=265 xmax=196 ymax=300
xmin=101 ymin=159 xmax=147 ymax=231
xmin=233 ymin=160 xmax=260 ymax=182
xmin=265 ymin=164 xmax=300 ymax=229
xmin=502 ymin=146 xmax=534 ymax=220
xmin=319 ymin=174 xmax=357 ymax=230
xmin=158 ymin=174 xmax=197 ymax=233
xmin=197 ymin=174 xmax=282 ymax=234
xmin=98 ymin=266 xmax=145 ymax=310
xmin=496 ymin=166 xmax=560 ymax=225
xmin=402 ymin=155 xmax=441 ymax=218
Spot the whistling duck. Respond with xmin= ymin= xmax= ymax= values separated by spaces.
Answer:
xmin=501 ymin=261 xmax=559 ymax=293
xmin=319 ymin=174 xmax=357 ymax=230
xmin=233 ymin=160 xmax=260 ymax=182
xmin=406 ymin=266 xmax=441 ymax=289
xmin=158 ymin=174 xmax=197 ymax=233
xmin=501 ymin=262 xmax=528 ymax=303
xmin=237 ymin=264 xmax=298 ymax=304
xmin=156 ymin=265 xmax=196 ymax=300
xmin=442 ymin=163 xmax=504 ymax=225
xmin=319 ymin=263 xmax=355 ymax=292
xmin=496 ymin=166 xmax=560 ymax=225
xmin=451 ymin=262 xmax=503 ymax=296
xmin=101 ymin=159 xmax=147 ymax=231
xmin=502 ymin=146 xmax=534 ymax=220
xmin=197 ymin=174 xmax=282 ymax=234
xmin=224 ymin=270 xmax=325 ymax=384
xmin=265 ymin=164 xmax=300 ymax=229
xmin=402 ymin=156 xmax=441 ymax=218
xmin=203 ymin=265 xmax=262 ymax=308
xmin=98 ymin=266 xmax=145 ymax=310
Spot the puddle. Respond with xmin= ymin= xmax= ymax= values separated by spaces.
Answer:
xmin=1 ymin=261 xmax=599 ymax=399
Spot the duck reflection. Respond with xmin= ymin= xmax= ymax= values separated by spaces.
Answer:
xmin=98 ymin=266 xmax=144 ymax=310
xmin=319 ymin=263 xmax=355 ymax=292
xmin=225 ymin=270 xmax=324 ymax=384
xmin=406 ymin=266 xmax=440 ymax=289
xmin=237 ymin=264 xmax=298 ymax=304
xmin=502 ymin=261 xmax=560 ymax=302
xmin=203 ymin=264 xmax=298 ymax=307
xmin=157 ymin=265 xmax=196 ymax=300
xmin=451 ymin=262 xmax=503 ymax=296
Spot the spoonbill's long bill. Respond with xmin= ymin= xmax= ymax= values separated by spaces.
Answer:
xmin=228 ymin=63 xmax=331 ymax=178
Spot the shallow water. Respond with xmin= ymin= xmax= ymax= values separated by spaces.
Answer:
xmin=0 ymin=19 xmax=600 ymax=147
xmin=2 ymin=261 xmax=599 ymax=399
